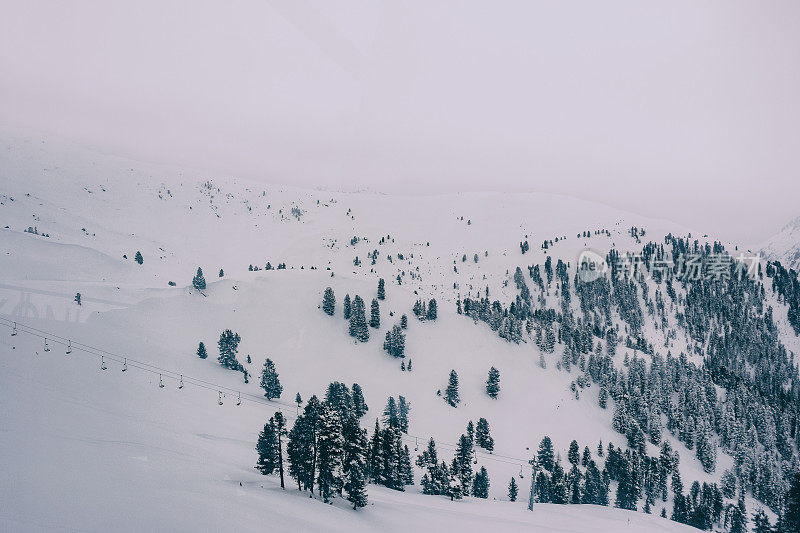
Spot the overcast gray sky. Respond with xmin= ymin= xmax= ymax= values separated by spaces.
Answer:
xmin=2 ymin=0 xmax=799 ymax=244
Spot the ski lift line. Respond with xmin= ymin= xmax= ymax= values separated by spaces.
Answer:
xmin=0 ymin=318 xmax=270 ymax=400
xmin=1 ymin=319 xmax=535 ymax=469
xmin=0 ymin=319 xmax=294 ymax=410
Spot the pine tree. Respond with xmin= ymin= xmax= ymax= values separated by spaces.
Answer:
xmin=349 ymin=296 xmax=369 ymax=342
xmin=383 ymin=325 xmax=405 ymax=358
xmin=598 ymin=386 xmax=608 ymax=409
xmin=219 ymin=269 xmax=224 ymax=277
xmin=445 ymin=370 xmax=460 ymax=407
xmin=752 ymin=508 xmax=771 ymax=533
xmin=729 ymin=495 xmax=748 ymax=533
xmin=400 ymin=445 xmax=414 ymax=485
xmin=427 ymin=299 xmax=438 ymax=320
xmin=538 ymin=436 xmax=555 ymax=472
xmin=272 ymin=412 xmax=286 ymax=488
xmin=784 ymin=472 xmax=800 ymax=532
xmin=343 ymin=294 xmax=352 ymax=320
xmin=400 ymin=314 xmax=407 ymax=329
xmin=322 ymin=287 xmax=336 ymax=316
xmin=550 ymin=461 xmax=568 ymax=504
xmin=475 ymin=418 xmax=494 ymax=451
xmin=614 ymin=457 xmax=638 ymax=511
xmin=260 ymin=358 xmax=283 ymax=399
xmin=453 ymin=434 xmax=474 ymax=491
xmin=398 ymin=396 xmax=410 ymax=433
xmin=472 ymin=467 xmax=490 ymax=498
xmin=367 ymin=420 xmax=384 ymax=483
xmin=370 ymin=298 xmax=380 ymax=329
xmin=192 ymin=267 xmax=206 ymax=290
xmin=287 ymin=396 xmax=322 ymax=493
xmin=508 ymin=477 xmax=519 ymax=501
xmin=486 ymin=366 xmax=500 ymax=398
xmin=377 ymin=278 xmax=385 ymax=300
xmin=217 ymin=329 xmax=241 ymax=370
xmin=342 ymin=416 xmax=368 ymax=509
xmin=134 ymin=251 xmax=143 ymax=264
xmin=568 ymin=440 xmax=580 ymax=466
xmin=74 ymin=292 xmax=81 ymax=305
xmin=255 ymin=417 xmax=280 ymax=476
xmin=447 ymin=463 xmax=463 ymax=501
xmin=351 ymin=383 xmax=368 ymax=418
xmin=197 ymin=342 xmax=207 ymax=359
xmin=316 ymin=402 xmax=344 ymax=502
xmin=383 ymin=397 xmax=399 ymax=429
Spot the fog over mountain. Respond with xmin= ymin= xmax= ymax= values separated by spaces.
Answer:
xmin=2 ymin=1 xmax=799 ymax=244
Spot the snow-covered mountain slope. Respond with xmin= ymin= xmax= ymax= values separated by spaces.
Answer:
xmin=761 ymin=215 xmax=800 ymax=272
xmin=0 ymin=327 xmax=696 ymax=533
xmin=0 ymin=135 xmax=791 ymax=531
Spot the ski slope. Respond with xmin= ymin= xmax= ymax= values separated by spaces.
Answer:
xmin=0 ymin=135 xmax=760 ymax=531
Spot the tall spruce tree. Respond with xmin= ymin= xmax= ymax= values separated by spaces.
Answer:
xmin=377 ymin=278 xmax=385 ymax=300
xmin=445 ymin=370 xmax=460 ymax=407
xmin=784 ymin=473 xmax=800 ymax=532
xmin=349 ymin=296 xmax=369 ymax=342
xmin=260 ymin=358 xmax=283 ymax=399
xmin=351 ymin=383 xmax=368 ymax=418
xmin=383 ymin=325 xmax=405 ymax=358
xmin=508 ymin=477 xmax=519 ymax=501
xmin=370 ymin=298 xmax=380 ymax=329
xmin=316 ymin=402 xmax=344 ymax=502
xmin=486 ymin=366 xmax=500 ymax=398
xmin=287 ymin=396 xmax=322 ymax=493
xmin=322 ymin=287 xmax=336 ymax=316
xmin=197 ymin=341 xmax=207 ymax=359
xmin=472 ymin=467 xmax=490 ymax=498
xmin=343 ymin=294 xmax=352 ymax=320
xmin=475 ymin=418 xmax=494 ymax=451
xmin=427 ymin=298 xmax=438 ymax=320
xmin=217 ymin=329 xmax=241 ymax=370
xmin=538 ymin=436 xmax=555 ymax=472
xmin=192 ymin=267 xmax=206 ymax=290
xmin=342 ymin=417 xmax=368 ymax=509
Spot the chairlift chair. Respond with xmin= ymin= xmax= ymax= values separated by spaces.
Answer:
xmin=11 ymin=323 xmax=17 ymax=336
xmin=44 ymin=339 xmax=50 ymax=352
xmin=101 ymin=356 xmax=107 ymax=370
xmin=236 ymin=392 xmax=241 ymax=406
xmin=159 ymin=374 xmax=165 ymax=388
xmin=66 ymin=341 xmax=72 ymax=355
xmin=122 ymin=358 xmax=128 ymax=372
xmin=218 ymin=391 xmax=223 ymax=405
xmin=178 ymin=375 xmax=184 ymax=389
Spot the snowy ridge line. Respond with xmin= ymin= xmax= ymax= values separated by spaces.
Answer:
xmin=0 ymin=317 xmax=533 ymax=469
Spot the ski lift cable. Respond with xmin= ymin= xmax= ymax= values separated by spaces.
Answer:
xmin=0 ymin=318 xmax=534 ymax=468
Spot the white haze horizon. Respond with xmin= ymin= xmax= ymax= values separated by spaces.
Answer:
xmin=2 ymin=0 xmax=800 ymax=245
